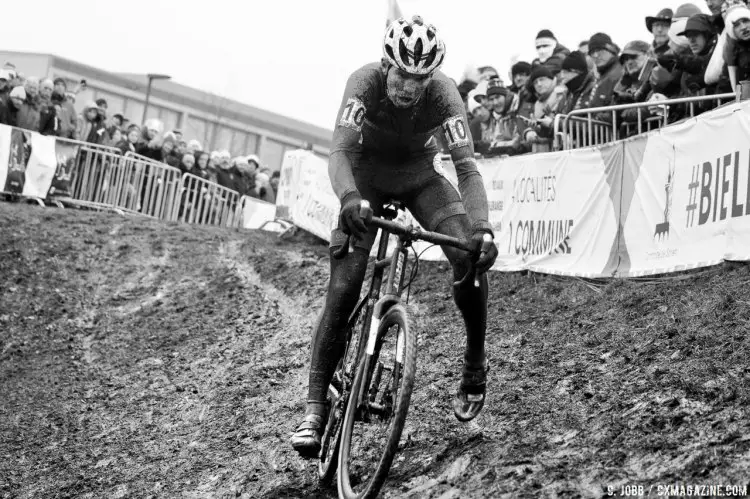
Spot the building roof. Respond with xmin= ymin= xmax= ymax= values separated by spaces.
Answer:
xmin=3 ymin=50 xmax=332 ymax=147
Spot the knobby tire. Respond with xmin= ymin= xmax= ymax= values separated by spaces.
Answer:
xmin=337 ymin=305 xmax=415 ymax=499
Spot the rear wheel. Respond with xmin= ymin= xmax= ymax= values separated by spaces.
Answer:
xmin=337 ymin=305 xmax=415 ymax=499
xmin=318 ymin=300 xmax=371 ymax=484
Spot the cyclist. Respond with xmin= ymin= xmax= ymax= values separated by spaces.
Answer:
xmin=291 ymin=15 xmax=499 ymax=457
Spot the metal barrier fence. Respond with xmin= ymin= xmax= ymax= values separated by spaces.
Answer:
xmin=173 ymin=173 xmax=241 ymax=227
xmin=553 ymin=92 xmax=737 ymax=150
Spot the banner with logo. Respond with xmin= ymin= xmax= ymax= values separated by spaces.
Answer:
xmin=620 ymin=103 xmax=750 ymax=275
xmin=0 ymin=124 xmax=64 ymax=199
xmin=48 ymin=140 xmax=80 ymax=197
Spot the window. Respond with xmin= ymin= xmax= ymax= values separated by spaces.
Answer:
xmin=230 ymin=130 xmax=249 ymax=156
xmin=245 ymin=133 xmax=259 ymax=154
xmin=158 ymin=108 xmax=180 ymax=134
xmin=186 ymin=116 xmax=208 ymax=146
xmin=124 ymin=99 xmax=144 ymax=126
xmin=213 ymin=125 xmax=232 ymax=153
xmin=261 ymin=139 xmax=288 ymax=172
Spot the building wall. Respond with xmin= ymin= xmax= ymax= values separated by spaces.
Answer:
xmin=0 ymin=51 xmax=329 ymax=171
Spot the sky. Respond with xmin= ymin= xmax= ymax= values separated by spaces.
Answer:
xmin=0 ymin=0 xmax=710 ymax=131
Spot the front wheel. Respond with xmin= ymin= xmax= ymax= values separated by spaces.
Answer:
xmin=337 ymin=305 xmax=416 ymax=499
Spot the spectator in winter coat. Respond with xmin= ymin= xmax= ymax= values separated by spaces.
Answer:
xmin=587 ymin=33 xmax=625 ymax=110
xmin=116 ymin=124 xmax=140 ymax=155
xmin=16 ymin=86 xmax=40 ymax=132
xmin=233 ymin=156 xmax=258 ymax=197
xmin=178 ymin=152 xmax=195 ymax=175
xmin=532 ymin=30 xmax=571 ymax=75
xmin=52 ymin=78 xmax=78 ymax=139
xmin=678 ymin=14 xmax=731 ymax=95
xmin=647 ymin=8 xmax=674 ymax=56
xmin=38 ymin=79 xmax=59 ymax=136
xmin=558 ymin=51 xmax=597 ymax=114
xmin=159 ymin=136 xmax=181 ymax=167
xmin=80 ymin=101 xmax=108 ymax=144
xmin=613 ymin=41 xmax=656 ymax=122
xmin=0 ymin=70 xmax=10 ymax=101
xmin=270 ymin=171 xmax=280 ymax=198
xmin=135 ymin=119 xmax=164 ymax=160
xmin=523 ymin=65 xmax=567 ymax=144
xmin=475 ymin=80 xmax=528 ymax=157
xmin=724 ymin=4 xmax=750 ymax=88
xmin=216 ymin=156 xmax=241 ymax=192
xmin=0 ymin=86 xmax=22 ymax=127
xmin=508 ymin=61 xmax=535 ymax=120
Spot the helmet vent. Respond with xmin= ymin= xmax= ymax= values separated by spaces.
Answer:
xmin=385 ymin=44 xmax=396 ymax=61
xmin=403 ymin=25 xmax=413 ymax=37
xmin=398 ymin=39 xmax=410 ymax=64
xmin=414 ymin=39 xmax=424 ymax=63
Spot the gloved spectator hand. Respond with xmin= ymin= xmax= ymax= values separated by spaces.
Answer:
xmin=339 ymin=192 xmax=370 ymax=240
xmin=471 ymin=230 xmax=498 ymax=274
xmin=657 ymin=54 xmax=679 ymax=72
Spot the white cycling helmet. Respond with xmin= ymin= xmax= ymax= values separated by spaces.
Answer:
xmin=383 ymin=15 xmax=446 ymax=76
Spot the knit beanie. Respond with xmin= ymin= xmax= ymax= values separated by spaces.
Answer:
xmin=529 ymin=65 xmax=555 ymax=83
xmin=536 ymin=29 xmax=556 ymax=41
xmin=562 ymin=51 xmax=589 ymax=73
xmin=726 ymin=4 xmax=750 ymax=39
xmin=511 ymin=61 xmax=532 ymax=76
xmin=588 ymin=32 xmax=620 ymax=55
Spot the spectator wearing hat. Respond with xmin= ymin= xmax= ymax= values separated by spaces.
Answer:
xmin=38 ymin=79 xmax=60 ymax=136
xmin=51 ymin=78 xmax=78 ymax=139
xmin=475 ymin=80 xmax=528 ymax=157
xmin=186 ymin=139 xmax=203 ymax=154
xmin=523 ymin=65 xmax=567 ymax=146
xmin=80 ymin=101 xmax=108 ymax=144
xmin=16 ymin=84 xmax=40 ymax=132
xmin=508 ymin=61 xmax=535 ymax=119
xmin=669 ymin=4 xmax=705 ymax=51
xmin=724 ymin=3 xmax=750 ymax=88
xmin=159 ymin=135 xmax=181 ymax=167
xmin=559 ymin=51 xmax=597 ymax=114
xmin=136 ymin=119 xmax=164 ymax=160
xmin=467 ymin=87 xmax=490 ymax=151
xmin=0 ymin=86 xmax=24 ymax=127
xmin=0 ymin=70 xmax=12 ymax=101
xmin=587 ymin=33 xmax=625 ymax=109
xmin=116 ymin=124 xmax=140 ymax=155
xmin=477 ymin=66 xmax=501 ymax=83
xmin=532 ymin=30 xmax=571 ymax=75
xmin=677 ymin=14 xmax=731 ymax=96
xmin=647 ymin=8 xmax=674 ymax=56
xmin=609 ymin=41 xmax=658 ymax=124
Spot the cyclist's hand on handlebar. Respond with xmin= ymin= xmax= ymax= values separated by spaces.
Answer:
xmin=339 ymin=192 xmax=371 ymax=240
xmin=471 ymin=230 xmax=498 ymax=274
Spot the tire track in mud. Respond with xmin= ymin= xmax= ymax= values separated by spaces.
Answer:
xmin=3 ymin=205 xmax=750 ymax=498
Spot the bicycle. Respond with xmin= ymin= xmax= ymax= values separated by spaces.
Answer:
xmin=315 ymin=199 xmax=492 ymax=499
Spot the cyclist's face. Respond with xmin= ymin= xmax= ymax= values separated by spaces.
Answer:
xmin=386 ymin=67 xmax=432 ymax=108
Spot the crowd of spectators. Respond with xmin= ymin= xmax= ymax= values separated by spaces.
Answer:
xmin=0 ymin=66 xmax=279 ymax=202
xmin=455 ymin=0 xmax=750 ymax=157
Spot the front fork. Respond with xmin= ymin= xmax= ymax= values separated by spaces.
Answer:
xmin=356 ymin=244 xmax=409 ymax=417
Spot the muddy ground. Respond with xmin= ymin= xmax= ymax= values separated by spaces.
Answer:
xmin=1 ymin=202 xmax=749 ymax=499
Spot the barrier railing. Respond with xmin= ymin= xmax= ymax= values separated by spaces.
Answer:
xmin=174 ymin=173 xmax=241 ymax=227
xmin=554 ymin=92 xmax=736 ymax=150
xmin=121 ymin=152 xmax=182 ymax=221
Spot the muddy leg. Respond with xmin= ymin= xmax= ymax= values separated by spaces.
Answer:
xmin=305 ymin=237 xmax=370 ymax=417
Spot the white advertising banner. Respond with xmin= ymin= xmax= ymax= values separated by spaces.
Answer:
xmin=22 ymin=133 xmax=57 ymax=199
xmin=621 ymin=102 xmax=750 ymax=276
xmin=480 ymin=148 xmax=618 ymax=276
xmin=240 ymin=196 xmax=277 ymax=230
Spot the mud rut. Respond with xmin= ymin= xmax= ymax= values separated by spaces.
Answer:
xmin=1 ymin=204 xmax=749 ymax=499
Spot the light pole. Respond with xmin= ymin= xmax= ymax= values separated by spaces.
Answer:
xmin=141 ymin=73 xmax=171 ymax=125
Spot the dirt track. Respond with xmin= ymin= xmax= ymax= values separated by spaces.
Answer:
xmin=1 ymin=203 xmax=750 ymax=499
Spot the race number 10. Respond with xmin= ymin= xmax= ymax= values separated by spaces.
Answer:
xmin=442 ymin=116 xmax=470 ymax=150
xmin=340 ymin=97 xmax=366 ymax=132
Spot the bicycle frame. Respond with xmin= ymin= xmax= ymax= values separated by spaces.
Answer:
xmin=354 ymin=204 xmax=410 ymax=412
